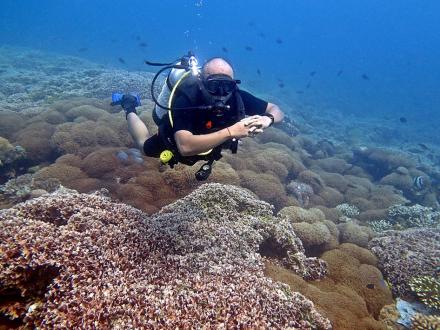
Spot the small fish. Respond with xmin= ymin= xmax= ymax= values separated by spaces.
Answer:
xmin=138 ymin=42 xmax=147 ymax=47
xmin=258 ymin=32 xmax=266 ymax=38
xmin=418 ymin=143 xmax=428 ymax=150
xmin=135 ymin=35 xmax=141 ymax=41
xmin=78 ymin=47 xmax=88 ymax=52
xmin=245 ymin=46 xmax=253 ymax=51
xmin=276 ymin=38 xmax=283 ymax=44
xmin=221 ymin=46 xmax=228 ymax=53
xmin=413 ymin=176 xmax=425 ymax=190
xmin=337 ymin=69 xmax=343 ymax=76
xmin=296 ymin=90 xmax=304 ymax=94
xmin=366 ymin=283 xmax=375 ymax=289
xmin=399 ymin=117 xmax=407 ymax=123
xmin=306 ymin=81 xmax=311 ymax=89
xmin=278 ymin=82 xmax=285 ymax=88
xmin=118 ymin=57 xmax=126 ymax=64
xmin=309 ymin=71 xmax=316 ymax=76
xmin=248 ymin=21 xmax=255 ymax=27
xmin=361 ymin=73 xmax=370 ymax=80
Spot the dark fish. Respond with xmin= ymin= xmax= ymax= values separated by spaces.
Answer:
xmin=258 ymin=32 xmax=266 ymax=38
xmin=309 ymin=71 xmax=316 ymax=76
xmin=135 ymin=35 xmax=141 ymax=41
xmin=399 ymin=117 xmax=407 ymax=123
xmin=248 ymin=21 xmax=255 ymax=27
xmin=306 ymin=81 xmax=311 ymax=89
xmin=296 ymin=90 xmax=304 ymax=94
xmin=118 ymin=57 xmax=126 ymax=64
xmin=221 ymin=46 xmax=228 ymax=53
xmin=257 ymin=69 xmax=261 ymax=76
xmin=111 ymin=38 xmax=117 ymax=43
xmin=276 ymin=38 xmax=283 ymax=44
xmin=245 ymin=46 xmax=253 ymax=51
xmin=361 ymin=73 xmax=370 ymax=80
xmin=337 ymin=69 xmax=343 ymax=76
xmin=78 ymin=47 xmax=88 ymax=52
xmin=418 ymin=143 xmax=429 ymax=150
xmin=366 ymin=283 xmax=375 ymax=289
xmin=138 ymin=42 xmax=147 ymax=47
xmin=278 ymin=82 xmax=285 ymax=88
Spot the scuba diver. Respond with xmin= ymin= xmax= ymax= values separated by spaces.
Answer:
xmin=112 ymin=53 xmax=284 ymax=180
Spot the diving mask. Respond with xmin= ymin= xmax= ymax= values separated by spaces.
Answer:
xmin=203 ymin=74 xmax=240 ymax=96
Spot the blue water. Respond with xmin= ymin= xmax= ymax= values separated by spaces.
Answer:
xmin=1 ymin=0 xmax=440 ymax=124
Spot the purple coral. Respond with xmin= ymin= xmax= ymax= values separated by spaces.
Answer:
xmin=287 ymin=180 xmax=314 ymax=207
xmin=0 ymin=184 xmax=330 ymax=329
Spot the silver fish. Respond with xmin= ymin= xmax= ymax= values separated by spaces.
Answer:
xmin=413 ymin=176 xmax=424 ymax=190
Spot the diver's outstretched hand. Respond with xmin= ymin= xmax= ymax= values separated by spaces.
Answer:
xmin=244 ymin=115 xmax=273 ymax=130
xmin=228 ymin=118 xmax=264 ymax=138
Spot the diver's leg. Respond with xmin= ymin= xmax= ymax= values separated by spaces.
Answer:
xmin=127 ymin=113 xmax=150 ymax=149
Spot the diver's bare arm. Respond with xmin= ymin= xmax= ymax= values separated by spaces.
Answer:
xmin=174 ymin=129 xmax=231 ymax=157
xmin=265 ymin=102 xmax=284 ymax=123
xmin=127 ymin=112 xmax=150 ymax=150
xmin=174 ymin=121 xmax=252 ymax=157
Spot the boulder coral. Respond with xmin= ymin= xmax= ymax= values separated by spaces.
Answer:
xmin=265 ymin=243 xmax=393 ymax=330
xmin=0 ymin=183 xmax=330 ymax=329
xmin=278 ymin=206 xmax=339 ymax=255
xmin=320 ymin=247 xmax=393 ymax=318
xmin=239 ymin=170 xmax=292 ymax=210
xmin=337 ymin=222 xmax=374 ymax=248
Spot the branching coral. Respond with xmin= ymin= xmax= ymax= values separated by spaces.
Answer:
xmin=411 ymin=313 xmax=440 ymax=330
xmin=336 ymin=203 xmax=360 ymax=218
xmin=409 ymin=276 xmax=440 ymax=311
xmin=387 ymin=204 xmax=440 ymax=228
xmin=369 ymin=228 xmax=440 ymax=297
xmin=0 ymin=183 xmax=330 ymax=329
xmin=369 ymin=219 xmax=393 ymax=233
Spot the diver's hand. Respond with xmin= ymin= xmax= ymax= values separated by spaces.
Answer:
xmin=244 ymin=115 xmax=273 ymax=129
xmin=229 ymin=119 xmax=263 ymax=138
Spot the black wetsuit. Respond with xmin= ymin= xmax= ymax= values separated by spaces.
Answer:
xmin=143 ymin=89 xmax=268 ymax=157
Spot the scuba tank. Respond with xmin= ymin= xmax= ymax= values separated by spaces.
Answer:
xmin=153 ymin=63 xmax=187 ymax=124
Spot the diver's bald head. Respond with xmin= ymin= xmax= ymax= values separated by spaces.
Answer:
xmin=202 ymin=58 xmax=234 ymax=78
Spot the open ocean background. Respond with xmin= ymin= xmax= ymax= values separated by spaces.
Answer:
xmin=1 ymin=0 xmax=439 ymax=131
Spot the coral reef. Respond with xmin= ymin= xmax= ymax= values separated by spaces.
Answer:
xmin=369 ymin=228 xmax=440 ymax=297
xmin=409 ymin=276 xmax=440 ymax=311
xmin=0 ymin=183 xmax=330 ymax=328
xmin=337 ymin=222 xmax=373 ymax=248
xmin=286 ymin=180 xmax=314 ymax=207
xmin=265 ymin=243 xmax=393 ymax=329
xmin=369 ymin=219 xmax=393 ymax=233
xmin=411 ymin=313 xmax=440 ymax=330
xmin=336 ymin=203 xmax=360 ymax=218
xmin=387 ymin=204 xmax=440 ymax=228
